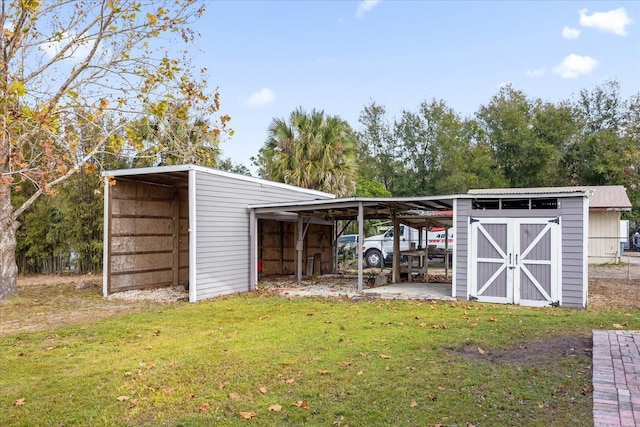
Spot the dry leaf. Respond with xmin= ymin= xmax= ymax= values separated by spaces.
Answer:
xmin=219 ymin=381 xmax=229 ymax=389
xmin=285 ymin=378 xmax=295 ymax=384
xmin=427 ymin=394 xmax=436 ymax=401
xmin=295 ymin=400 xmax=310 ymax=409
xmin=14 ymin=398 xmax=25 ymax=406
xmin=583 ymin=385 xmax=594 ymax=393
xmin=538 ymin=403 xmax=545 ymax=409
xmin=259 ymin=387 xmax=268 ymax=394
xmin=357 ymin=370 xmax=363 ymax=376
xmin=380 ymin=354 xmax=391 ymax=359
xmin=228 ymin=392 xmax=240 ymax=400
xmin=410 ymin=400 xmax=418 ymax=408
xmin=613 ymin=323 xmax=624 ymax=329
xmin=117 ymin=395 xmax=130 ymax=402
xmin=489 ymin=317 xmax=498 ymax=322
xmin=269 ymin=404 xmax=282 ymax=412
xmin=419 ymin=322 xmax=428 ymax=328
xmin=437 ymin=384 xmax=446 ymax=391
xmin=477 ymin=347 xmax=485 ymax=354
xmin=238 ymin=411 xmax=256 ymax=419
xmin=340 ymin=361 xmax=352 ymax=367
xmin=198 ymin=402 xmax=210 ymax=412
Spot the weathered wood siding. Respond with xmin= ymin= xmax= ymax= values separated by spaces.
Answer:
xmin=259 ymin=220 xmax=332 ymax=276
xmin=193 ymin=170 xmax=330 ymax=300
xmin=107 ymin=180 xmax=188 ymax=292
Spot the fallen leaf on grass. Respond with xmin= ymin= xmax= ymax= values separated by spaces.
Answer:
xmin=14 ymin=398 xmax=25 ymax=406
xmin=489 ymin=317 xmax=498 ymax=322
xmin=427 ymin=394 xmax=436 ymax=401
xmin=238 ymin=411 xmax=256 ymax=419
xmin=285 ymin=378 xmax=295 ymax=384
xmin=259 ymin=387 xmax=268 ymax=394
xmin=117 ymin=395 xmax=130 ymax=402
xmin=410 ymin=400 xmax=418 ymax=408
xmin=437 ymin=384 xmax=446 ymax=391
xmin=198 ymin=402 xmax=210 ymax=412
xmin=228 ymin=392 xmax=241 ymax=400
xmin=613 ymin=323 xmax=624 ymax=329
xmin=477 ymin=347 xmax=485 ymax=355
xmin=294 ymin=400 xmax=310 ymax=409
xmin=318 ymin=370 xmax=331 ymax=375
xmin=219 ymin=381 xmax=229 ymax=389
xmin=357 ymin=370 xmax=363 ymax=376
xmin=269 ymin=404 xmax=282 ymax=412
xmin=340 ymin=361 xmax=352 ymax=367
xmin=380 ymin=354 xmax=391 ymax=359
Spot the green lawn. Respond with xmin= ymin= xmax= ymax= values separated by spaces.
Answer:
xmin=1 ymin=289 xmax=638 ymax=426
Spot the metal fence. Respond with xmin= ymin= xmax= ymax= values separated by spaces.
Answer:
xmin=590 ymin=252 xmax=640 ymax=281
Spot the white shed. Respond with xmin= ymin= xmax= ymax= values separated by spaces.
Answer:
xmin=102 ymin=165 xmax=334 ymax=302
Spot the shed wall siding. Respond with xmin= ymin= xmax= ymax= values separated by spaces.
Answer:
xmin=194 ymin=170 xmax=329 ymax=300
xmin=559 ymin=198 xmax=586 ymax=307
xmin=455 ymin=199 xmax=471 ymax=299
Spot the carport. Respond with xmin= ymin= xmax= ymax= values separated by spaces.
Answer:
xmin=249 ymin=196 xmax=455 ymax=292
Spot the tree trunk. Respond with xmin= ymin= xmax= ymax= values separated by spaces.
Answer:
xmin=0 ymin=185 xmax=18 ymax=299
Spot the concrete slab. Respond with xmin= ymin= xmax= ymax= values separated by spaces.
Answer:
xmin=362 ymin=282 xmax=454 ymax=300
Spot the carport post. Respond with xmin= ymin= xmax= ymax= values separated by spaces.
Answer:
xmin=357 ymin=201 xmax=364 ymax=292
xmin=297 ymin=216 xmax=303 ymax=283
xmin=392 ymin=213 xmax=400 ymax=283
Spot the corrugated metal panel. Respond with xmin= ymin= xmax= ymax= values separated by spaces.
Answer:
xmin=193 ymin=170 xmax=330 ymax=301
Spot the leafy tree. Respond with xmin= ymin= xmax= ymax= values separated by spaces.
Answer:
xmin=356 ymin=101 xmax=402 ymax=195
xmin=1 ymin=1 xmax=229 ymax=299
xmin=476 ymin=85 xmax=565 ymax=187
xmin=130 ymin=104 xmax=229 ymax=168
xmin=254 ymin=108 xmax=358 ymax=197
xmin=217 ymin=158 xmax=252 ymax=176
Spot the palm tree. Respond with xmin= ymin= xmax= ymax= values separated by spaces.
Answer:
xmin=255 ymin=108 xmax=358 ymax=197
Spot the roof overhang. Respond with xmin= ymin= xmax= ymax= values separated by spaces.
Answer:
xmin=250 ymin=196 xmax=459 ymax=228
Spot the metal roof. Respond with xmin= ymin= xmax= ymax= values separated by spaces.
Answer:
xmin=468 ymin=185 xmax=631 ymax=210
xmin=251 ymin=196 xmax=460 ymax=228
xmin=102 ymin=164 xmax=335 ymax=199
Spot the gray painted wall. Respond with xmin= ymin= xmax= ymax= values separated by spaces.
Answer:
xmin=454 ymin=196 xmax=586 ymax=307
xmin=193 ymin=170 xmax=330 ymax=301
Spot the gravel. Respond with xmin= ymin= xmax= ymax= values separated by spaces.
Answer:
xmin=106 ymin=286 xmax=188 ymax=303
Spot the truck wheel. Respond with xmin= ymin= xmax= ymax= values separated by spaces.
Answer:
xmin=365 ymin=249 xmax=383 ymax=268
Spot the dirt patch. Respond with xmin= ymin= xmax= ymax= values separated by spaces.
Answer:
xmin=452 ymin=336 xmax=593 ymax=366
xmin=588 ymin=278 xmax=640 ymax=309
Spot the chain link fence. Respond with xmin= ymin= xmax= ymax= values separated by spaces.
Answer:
xmin=590 ymin=252 xmax=640 ymax=281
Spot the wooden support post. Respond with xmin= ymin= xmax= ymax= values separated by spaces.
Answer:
xmin=392 ymin=213 xmax=400 ymax=284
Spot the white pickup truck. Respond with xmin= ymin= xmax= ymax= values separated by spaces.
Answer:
xmin=361 ymin=224 xmax=454 ymax=268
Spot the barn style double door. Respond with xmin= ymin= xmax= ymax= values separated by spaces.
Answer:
xmin=469 ymin=217 xmax=561 ymax=306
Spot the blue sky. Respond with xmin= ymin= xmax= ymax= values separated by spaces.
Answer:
xmin=195 ymin=1 xmax=640 ymax=172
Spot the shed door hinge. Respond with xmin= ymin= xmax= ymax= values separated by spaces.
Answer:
xmin=549 ymin=217 xmax=560 ymax=224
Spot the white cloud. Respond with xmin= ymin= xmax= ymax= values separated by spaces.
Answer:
xmin=553 ymin=54 xmax=598 ymax=79
xmin=562 ymin=26 xmax=581 ymax=40
xmin=526 ymin=67 xmax=546 ymax=77
xmin=579 ymin=8 xmax=633 ymax=36
xmin=244 ymin=88 xmax=275 ymax=107
xmin=356 ymin=0 xmax=381 ymax=18
xmin=41 ymin=32 xmax=97 ymax=62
